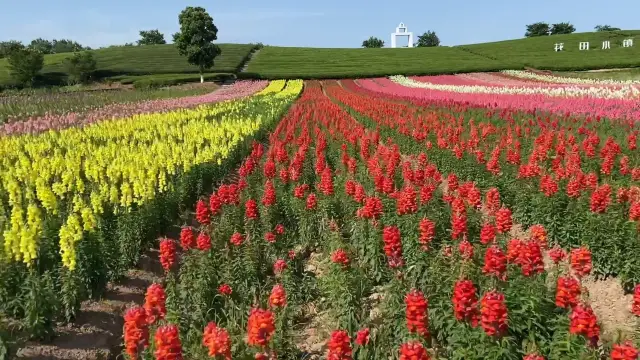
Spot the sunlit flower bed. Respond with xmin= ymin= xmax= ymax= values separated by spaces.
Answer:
xmin=0 ymin=80 xmax=268 ymax=136
xmin=502 ymin=70 xmax=640 ymax=86
xmin=112 ymin=79 xmax=640 ymax=359
xmin=395 ymin=75 xmax=640 ymax=100
xmin=0 ymin=80 xmax=303 ymax=344
xmin=360 ymin=77 xmax=640 ymax=121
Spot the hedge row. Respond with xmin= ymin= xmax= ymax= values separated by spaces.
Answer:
xmin=130 ymin=73 xmax=236 ymax=89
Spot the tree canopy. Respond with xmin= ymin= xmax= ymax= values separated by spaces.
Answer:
xmin=63 ymin=51 xmax=97 ymax=84
xmin=173 ymin=6 xmax=221 ymax=83
xmin=29 ymin=38 xmax=54 ymax=54
xmin=550 ymin=22 xmax=576 ymax=35
xmin=525 ymin=22 xmax=576 ymax=37
xmin=525 ymin=22 xmax=551 ymax=37
xmin=362 ymin=36 xmax=384 ymax=48
xmin=416 ymin=31 xmax=440 ymax=47
xmin=137 ymin=29 xmax=167 ymax=45
xmin=595 ymin=25 xmax=621 ymax=32
xmin=26 ymin=39 xmax=88 ymax=54
xmin=0 ymin=40 xmax=25 ymax=58
xmin=7 ymin=48 xmax=44 ymax=86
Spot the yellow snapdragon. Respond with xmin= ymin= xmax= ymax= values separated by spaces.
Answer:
xmin=0 ymin=80 xmax=303 ymax=269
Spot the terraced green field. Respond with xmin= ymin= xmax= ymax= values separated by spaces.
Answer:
xmin=460 ymin=30 xmax=640 ymax=71
xmin=243 ymin=30 xmax=640 ymax=79
xmin=0 ymin=43 xmax=255 ymax=86
xmin=242 ymin=46 xmax=515 ymax=79
xmin=2 ymin=30 xmax=639 ymax=86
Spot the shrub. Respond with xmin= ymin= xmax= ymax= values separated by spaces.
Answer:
xmin=132 ymin=73 xmax=235 ymax=89
xmin=63 ymin=51 xmax=97 ymax=85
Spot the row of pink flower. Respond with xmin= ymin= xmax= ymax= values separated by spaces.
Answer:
xmin=413 ymin=74 xmax=637 ymax=90
xmin=459 ymin=73 xmax=598 ymax=88
xmin=0 ymin=80 xmax=268 ymax=136
xmin=356 ymin=78 xmax=640 ymax=121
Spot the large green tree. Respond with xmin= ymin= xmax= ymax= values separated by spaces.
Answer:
xmin=362 ymin=36 xmax=384 ymax=48
xmin=7 ymin=48 xmax=44 ymax=86
xmin=550 ymin=22 xmax=576 ymax=35
xmin=415 ymin=31 xmax=440 ymax=47
xmin=173 ymin=6 xmax=221 ymax=83
xmin=595 ymin=25 xmax=621 ymax=32
xmin=137 ymin=29 xmax=167 ymax=45
xmin=525 ymin=22 xmax=550 ymax=37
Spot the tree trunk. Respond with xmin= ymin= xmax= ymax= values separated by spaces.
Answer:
xmin=200 ymin=73 xmax=204 ymax=83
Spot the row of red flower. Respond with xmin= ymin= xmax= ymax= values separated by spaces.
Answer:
xmin=120 ymin=80 xmax=640 ymax=359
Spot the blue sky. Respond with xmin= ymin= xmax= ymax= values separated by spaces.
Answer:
xmin=0 ymin=0 xmax=638 ymax=48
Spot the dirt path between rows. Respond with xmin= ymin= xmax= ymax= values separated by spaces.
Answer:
xmin=15 ymin=250 xmax=163 ymax=360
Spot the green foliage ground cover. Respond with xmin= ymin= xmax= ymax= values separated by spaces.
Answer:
xmin=0 ymin=43 xmax=254 ymax=87
xmin=242 ymin=46 xmax=516 ymax=79
xmin=556 ymin=68 xmax=640 ymax=81
xmin=244 ymin=30 xmax=640 ymax=79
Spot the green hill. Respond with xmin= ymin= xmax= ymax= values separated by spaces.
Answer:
xmin=2 ymin=30 xmax=639 ymax=86
xmin=0 ymin=43 xmax=255 ymax=87
xmin=242 ymin=46 xmax=514 ymax=79
xmin=460 ymin=30 xmax=640 ymax=71
xmin=243 ymin=30 xmax=640 ymax=79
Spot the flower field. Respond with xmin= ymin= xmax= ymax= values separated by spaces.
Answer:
xmin=0 ymin=80 xmax=268 ymax=135
xmin=2 ymin=71 xmax=640 ymax=359
xmin=0 ymin=79 xmax=301 ymax=345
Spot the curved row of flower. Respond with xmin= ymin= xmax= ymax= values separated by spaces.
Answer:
xmin=0 ymin=80 xmax=303 ymax=270
xmin=414 ymin=74 xmax=563 ymax=88
xmin=458 ymin=72 xmax=550 ymax=86
xmin=395 ymin=75 xmax=640 ymax=100
xmin=367 ymin=77 xmax=640 ymax=121
xmin=256 ymin=80 xmax=287 ymax=95
xmin=0 ymin=80 xmax=268 ymax=136
xmin=455 ymin=72 xmax=632 ymax=89
xmin=502 ymin=70 xmax=640 ymax=85
xmin=0 ymin=85 xmax=221 ymax=125
xmin=121 ymin=80 xmax=640 ymax=359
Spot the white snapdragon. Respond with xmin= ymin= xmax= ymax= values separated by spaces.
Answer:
xmin=390 ymin=75 xmax=639 ymax=100
xmin=501 ymin=70 xmax=640 ymax=86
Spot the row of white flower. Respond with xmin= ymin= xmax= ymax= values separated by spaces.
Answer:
xmin=389 ymin=75 xmax=640 ymax=100
xmin=502 ymin=70 xmax=640 ymax=85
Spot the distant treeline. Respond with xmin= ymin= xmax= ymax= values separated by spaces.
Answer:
xmin=0 ymin=38 xmax=90 ymax=58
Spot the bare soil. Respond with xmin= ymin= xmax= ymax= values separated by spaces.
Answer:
xmin=515 ymin=220 xmax=637 ymax=339
xmin=15 ymin=250 xmax=163 ymax=360
xmin=296 ymin=251 xmax=332 ymax=358
xmin=582 ymin=277 xmax=637 ymax=340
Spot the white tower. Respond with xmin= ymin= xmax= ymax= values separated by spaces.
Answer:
xmin=391 ymin=22 xmax=414 ymax=48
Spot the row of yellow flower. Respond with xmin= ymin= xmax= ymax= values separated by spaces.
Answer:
xmin=256 ymin=80 xmax=287 ymax=95
xmin=0 ymin=80 xmax=303 ymax=270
